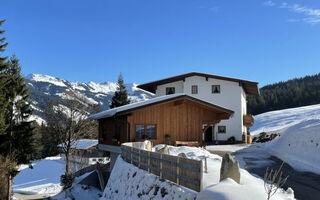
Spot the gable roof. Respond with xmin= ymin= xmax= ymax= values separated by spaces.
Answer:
xmin=137 ymin=72 xmax=260 ymax=95
xmin=58 ymin=139 xmax=98 ymax=150
xmin=89 ymin=93 xmax=234 ymax=120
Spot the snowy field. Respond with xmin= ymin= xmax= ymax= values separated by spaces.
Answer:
xmin=13 ymin=156 xmax=64 ymax=197
xmin=251 ymin=103 xmax=320 ymax=136
xmin=251 ymin=104 xmax=320 ymax=174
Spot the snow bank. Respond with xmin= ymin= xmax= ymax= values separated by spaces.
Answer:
xmin=13 ymin=156 xmax=64 ymax=196
xmin=264 ymin=119 xmax=320 ymax=174
xmin=251 ymin=104 xmax=320 ymax=135
xmin=101 ymin=156 xmax=197 ymax=200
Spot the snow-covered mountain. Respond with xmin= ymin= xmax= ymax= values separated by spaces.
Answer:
xmin=25 ymin=73 xmax=155 ymax=124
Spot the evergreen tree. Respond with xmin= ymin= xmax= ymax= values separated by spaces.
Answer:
xmin=0 ymin=19 xmax=8 ymax=136
xmin=110 ymin=73 xmax=130 ymax=108
xmin=0 ymin=20 xmax=36 ymax=199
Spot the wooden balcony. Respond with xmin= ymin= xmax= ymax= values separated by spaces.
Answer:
xmin=243 ymin=114 xmax=254 ymax=127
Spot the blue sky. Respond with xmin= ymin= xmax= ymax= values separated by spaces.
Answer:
xmin=1 ymin=0 xmax=320 ymax=86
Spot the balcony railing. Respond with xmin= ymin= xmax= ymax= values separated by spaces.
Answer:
xmin=243 ymin=114 xmax=254 ymax=127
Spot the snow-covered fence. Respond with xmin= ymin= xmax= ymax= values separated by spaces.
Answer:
xmin=121 ymin=142 xmax=203 ymax=192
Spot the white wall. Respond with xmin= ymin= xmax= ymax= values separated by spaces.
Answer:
xmin=183 ymin=76 xmax=245 ymax=141
xmin=155 ymin=81 xmax=184 ymax=96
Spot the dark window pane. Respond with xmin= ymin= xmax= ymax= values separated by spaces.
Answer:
xmin=212 ymin=85 xmax=221 ymax=93
xmin=146 ymin=125 xmax=156 ymax=139
xmin=135 ymin=125 xmax=144 ymax=139
xmin=166 ymin=87 xmax=175 ymax=95
xmin=192 ymin=85 xmax=198 ymax=94
xmin=218 ymin=126 xmax=226 ymax=133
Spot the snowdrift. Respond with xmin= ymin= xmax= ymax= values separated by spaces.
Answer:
xmin=265 ymin=119 xmax=320 ymax=174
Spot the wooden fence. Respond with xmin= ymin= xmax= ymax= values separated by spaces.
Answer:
xmin=121 ymin=142 xmax=203 ymax=192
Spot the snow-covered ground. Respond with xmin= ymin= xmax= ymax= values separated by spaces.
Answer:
xmin=251 ymin=104 xmax=320 ymax=174
xmin=251 ymin=103 xmax=320 ymax=136
xmin=13 ymin=156 xmax=64 ymax=197
xmin=101 ymin=145 xmax=295 ymax=200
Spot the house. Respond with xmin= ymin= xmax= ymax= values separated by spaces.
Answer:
xmin=90 ymin=94 xmax=234 ymax=153
xmin=58 ymin=139 xmax=109 ymax=171
xmin=137 ymin=72 xmax=259 ymax=143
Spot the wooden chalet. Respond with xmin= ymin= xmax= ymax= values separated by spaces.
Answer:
xmin=90 ymin=94 xmax=234 ymax=149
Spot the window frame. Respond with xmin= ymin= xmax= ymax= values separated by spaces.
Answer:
xmin=212 ymin=85 xmax=221 ymax=94
xmin=166 ymin=87 xmax=175 ymax=95
xmin=191 ymin=85 xmax=198 ymax=94
xmin=135 ymin=124 xmax=157 ymax=139
xmin=218 ymin=126 xmax=226 ymax=134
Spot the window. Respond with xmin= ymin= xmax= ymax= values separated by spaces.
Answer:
xmin=212 ymin=85 xmax=220 ymax=93
xmin=166 ymin=87 xmax=175 ymax=95
xmin=191 ymin=85 xmax=198 ymax=94
xmin=135 ymin=124 xmax=157 ymax=139
xmin=146 ymin=125 xmax=156 ymax=139
xmin=218 ymin=126 xmax=226 ymax=134
xmin=135 ymin=125 xmax=145 ymax=139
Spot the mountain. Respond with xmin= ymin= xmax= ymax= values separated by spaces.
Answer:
xmin=247 ymin=72 xmax=320 ymax=115
xmin=25 ymin=74 xmax=155 ymax=124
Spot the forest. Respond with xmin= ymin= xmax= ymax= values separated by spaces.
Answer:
xmin=247 ymin=72 xmax=320 ymax=115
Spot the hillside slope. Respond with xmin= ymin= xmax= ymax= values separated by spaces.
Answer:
xmin=25 ymin=74 xmax=154 ymax=123
xmin=251 ymin=104 xmax=320 ymax=174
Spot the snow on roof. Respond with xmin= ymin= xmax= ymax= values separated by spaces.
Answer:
xmin=89 ymin=93 xmax=185 ymax=119
xmin=58 ymin=139 xmax=98 ymax=150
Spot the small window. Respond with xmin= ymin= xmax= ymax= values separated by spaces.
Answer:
xmin=92 ymin=158 xmax=96 ymax=161
xmin=166 ymin=87 xmax=175 ymax=95
xmin=212 ymin=85 xmax=220 ymax=93
xmin=135 ymin=125 xmax=145 ymax=139
xmin=146 ymin=125 xmax=156 ymax=139
xmin=98 ymin=158 xmax=103 ymax=162
xmin=191 ymin=85 xmax=198 ymax=94
xmin=218 ymin=126 xmax=226 ymax=134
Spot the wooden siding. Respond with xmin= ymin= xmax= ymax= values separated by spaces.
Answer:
xmin=99 ymin=98 xmax=230 ymax=146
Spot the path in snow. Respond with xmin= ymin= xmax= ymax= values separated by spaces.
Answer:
xmin=234 ymin=145 xmax=320 ymax=200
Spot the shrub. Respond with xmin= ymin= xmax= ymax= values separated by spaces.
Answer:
xmin=60 ymin=173 xmax=74 ymax=189
xmin=227 ymin=136 xmax=236 ymax=144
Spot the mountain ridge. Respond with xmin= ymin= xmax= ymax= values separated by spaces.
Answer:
xmin=25 ymin=73 xmax=155 ymax=124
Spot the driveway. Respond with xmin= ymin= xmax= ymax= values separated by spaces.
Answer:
xmin=234 ymin=145 xmax=320 ymax=200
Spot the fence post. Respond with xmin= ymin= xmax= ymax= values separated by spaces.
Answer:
xmin=176 ymin=156 xmax=180 ymax=185
xmin=138 ymin=149 xmax=141 ymax=168
xmin=160 ymin=154 xmax=163 ymax=179
xmin=147 ymin=151 xmax=150 ymax=173
xmin=200 ymin=158 xmax=203 ymax=192
xmin=130 ymin=147 xmax=133 ymax=164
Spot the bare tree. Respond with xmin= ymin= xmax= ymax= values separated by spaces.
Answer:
xmin=264 ymin=162 xmax=289 ymax=200
xmin=44 ymin=91 xmax=99 ymax=185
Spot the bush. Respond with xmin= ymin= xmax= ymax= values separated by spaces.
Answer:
xmin=60 ymin=173 xmax=74 ymax=189
xmin=227 ymin=136 xmax=236 ymax=144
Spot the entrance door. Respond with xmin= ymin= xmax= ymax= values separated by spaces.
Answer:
xmin=205 ymin=126 xmax=214 ymax=143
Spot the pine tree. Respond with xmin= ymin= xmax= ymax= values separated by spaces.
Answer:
xmin=0 ymin=19 xmax=8 ymax=136
xmin=110 ymin=73 xmax=130 ymax=108
xmin=0 ymin=20 xmax=36 ymax=199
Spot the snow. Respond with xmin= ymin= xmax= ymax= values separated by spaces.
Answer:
xmin=264 ymin=119 xmax=320 ymax=174
xmin=51 ymin=172 xmax=102 ymax=200
xmin=88 ymin=81 xmax=118 ymax=94
xmin=251 ymin=104 xmax=320 ymax=136
xmin=13 ymin=156 xmax=64 ymax=196
xmin=250 ymin=104 xmax=320 ymax=174
xmin=102 ymin=145 xmax=295 ymax=200
xmin=59 ymin=139 xmax=98 ymax=150
xmin=101 ymin=156 xmax=198 ymax=200
xmin=27 ymin=74 xmax=67 ymax=87
xmin=206 ymin=144 xmax=250 ymax=153
xmin=89 ymin=93 xmax=185 ymax=119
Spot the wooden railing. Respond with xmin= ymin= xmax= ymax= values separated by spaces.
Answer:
xmin=243 ymin=114 xmax=254 ymax=127
xmin=121 ymin=142 xmax=203 ymax=192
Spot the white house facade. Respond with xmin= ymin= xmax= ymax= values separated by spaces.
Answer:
xmin=138 ymin=72 xmax=259 ymax=144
